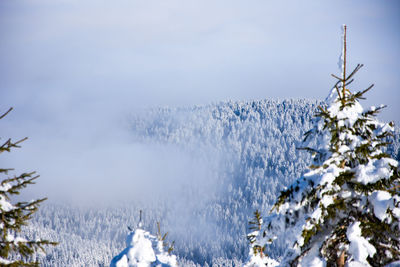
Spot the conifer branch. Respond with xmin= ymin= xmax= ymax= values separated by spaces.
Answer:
xmin=0 ymin=107 xmax=13 ymax=120
xmin=0 ymin=137 xmax=28 ymax=153
xmin=351 ymin=84 xmax=374 ymax=101
xmin=335 ymin=85 xmax=343 ymax=102
xmin=345 ymin=64 xmax=363 ymax=82
xmin=346 ymin=78 xmax=354 ymax=87
xmin=0 ymin=138 xmax=12 ymax=150
xmin=388 ymin=184 xmax=400 ymax=193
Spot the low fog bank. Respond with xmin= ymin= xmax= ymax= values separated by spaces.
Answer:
xmin=2 ymin=105 xmax=225 ymax=208
xmin=2 ymin=101 xmax=233 ymax=264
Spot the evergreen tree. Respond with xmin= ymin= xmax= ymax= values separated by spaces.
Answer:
xmin=110 ymin=213 xmax=177 ymax=267
xmin=0 ymin=107 xmax=56 ymax=266
xmin=245 ymin=210 xmax=278 ymax=267
xmin=247 ymin=210 xmax=264 ymax=257
xmin=246 ymin=25 xmax=400 ymax=266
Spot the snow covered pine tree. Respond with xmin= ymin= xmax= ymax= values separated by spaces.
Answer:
xmin=246 ymin=210 xmax=279 ymax=266
xmin=110 ymin=213 xmax=177 ymax=267
xmin=245 ymin=25 xmax=400 ymax=266
xmin=0 ymin=108 xmax=56 ymax=266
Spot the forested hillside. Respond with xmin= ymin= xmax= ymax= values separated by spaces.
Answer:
xmin=25 ymin=99 xmax=400 ymax=266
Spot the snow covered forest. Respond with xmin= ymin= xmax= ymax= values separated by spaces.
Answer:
xmin=22 ymin=98 xmax=400 ymax=266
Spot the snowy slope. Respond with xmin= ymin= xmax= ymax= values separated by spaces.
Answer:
xmin=24 ymin=98 xmax=400 ymax=266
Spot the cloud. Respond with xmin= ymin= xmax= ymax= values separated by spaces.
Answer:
xmin=2 ymin=106 xmax=222 ymax=206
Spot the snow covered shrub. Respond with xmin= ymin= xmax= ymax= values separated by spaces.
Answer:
xmin=245 ymin=210 xmax=278 ymax=267
xmin=0 ymin=107 xmax=56 ymax=266
xmin=110 ymin=220 xmax=177 ymax=267
xmin=245 ymin=26 xmax=400 ymax=266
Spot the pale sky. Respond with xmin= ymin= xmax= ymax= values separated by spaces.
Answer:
xmin=1 ymin=0 xmax=399 ymax=117
xmin=0 ymin=0 xmax=399 ymax=202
